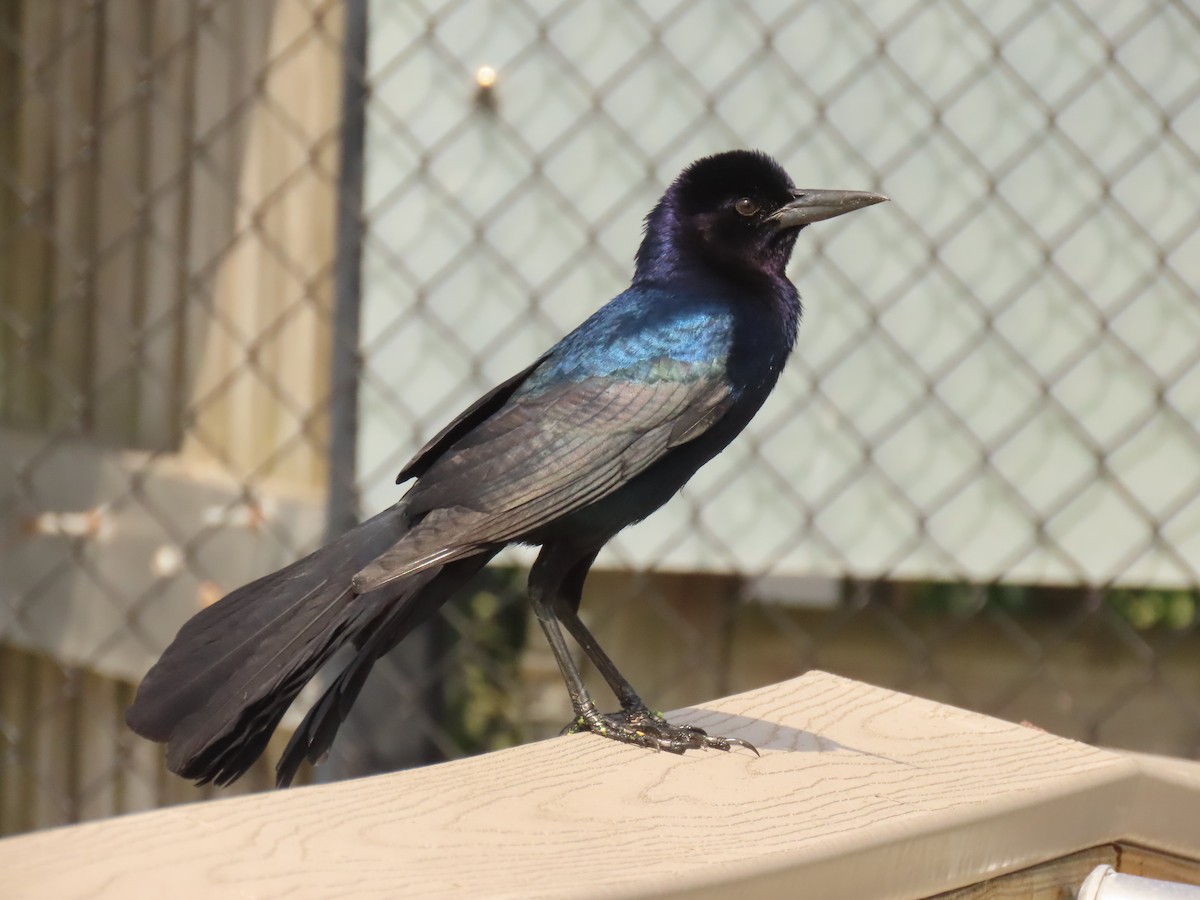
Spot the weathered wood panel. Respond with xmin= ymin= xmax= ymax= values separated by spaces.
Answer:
xmin=1 ymin=0 xmax=59 ymax=428
xmin=0 ymin=642 xmax=309 ymax=838
xmin=0 ymin=0 xmax=341 ymax=475
xmin=180 ymin=0 xmax=342 ymax=486
xmin=0 ymin=0 xmax=344 ymax=843
xmin=0 ymin=0 xmax=342 ymax=677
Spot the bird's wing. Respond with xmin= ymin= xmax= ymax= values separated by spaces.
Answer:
xmin=394 ymin=354 xmax=550 ymax=483
xmin=353 ymin=373 xmax=733 ymax=591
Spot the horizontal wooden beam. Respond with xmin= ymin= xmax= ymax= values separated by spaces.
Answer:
xmin=2 ymin=672 xmax=1198 ymax=899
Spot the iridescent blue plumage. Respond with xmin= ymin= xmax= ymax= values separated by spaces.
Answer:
xmin=517 ymin=151 xmax=805 ymax=410
xmin=516 ymin=287 xmax=735 ymax=393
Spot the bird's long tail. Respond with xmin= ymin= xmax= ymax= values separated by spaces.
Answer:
xmin=273 ymin=552 xmax=491 ymax=787
xmin=125 ymin=506 xmax=490 ymax=787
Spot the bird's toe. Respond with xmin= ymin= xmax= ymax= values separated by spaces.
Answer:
xmin=566 ymin=708 xmax=757 ymax=757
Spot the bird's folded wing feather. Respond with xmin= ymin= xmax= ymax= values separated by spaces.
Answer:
xmin=394 ymin=354 xmax=550 ymax=484
xmin=353 ymin=373 xmax=732 ymax=591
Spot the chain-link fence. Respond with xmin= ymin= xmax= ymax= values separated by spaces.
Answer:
xmin=2 ymin=0 xmax=1199 ymax=837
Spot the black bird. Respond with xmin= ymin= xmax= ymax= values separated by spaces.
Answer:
xmin=125 ymin=150 xmax=886 ymax=787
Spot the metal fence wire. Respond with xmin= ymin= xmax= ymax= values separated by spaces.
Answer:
xmin=2 ymin=0 xmax=1199 ymax=836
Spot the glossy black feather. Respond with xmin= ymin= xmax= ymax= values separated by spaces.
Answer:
xmin=126 ymin=506 xmax=413 ymax=784
xmin=124 ymin=150 xmax=883 ymax=785
xmin=395 ymin=354 xmax=549 ymax=484
xmin=275 ymin=553 xmax=494 ymax=787
xmin=352 ymin=377 xmax=730 ymax=592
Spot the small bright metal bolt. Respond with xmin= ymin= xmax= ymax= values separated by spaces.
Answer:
xmin=474 ymin=65 xmax=498 ymax=111
xmin=475 ymin=65 xmax=496 ymax=89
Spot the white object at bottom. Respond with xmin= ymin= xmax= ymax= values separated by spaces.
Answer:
xmin=1078 ymin=865 xmax=1200 ymax=900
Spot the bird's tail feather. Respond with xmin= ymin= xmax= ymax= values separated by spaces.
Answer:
xmin=125 ymin=505 xmax=460 ymax=786
xmin=274 ymin=552 xmax=495 ymax=787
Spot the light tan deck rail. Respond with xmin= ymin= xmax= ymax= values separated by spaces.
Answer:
xmin=3 ymin=671 xmax=1199 ymax=899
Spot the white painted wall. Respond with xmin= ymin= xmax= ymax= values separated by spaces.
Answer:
xmin=360 ymin=0 xmax=1200 ymax=587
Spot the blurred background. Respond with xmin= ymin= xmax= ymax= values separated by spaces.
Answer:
xmin=2 ymin=0 xmax=1199 ymax=835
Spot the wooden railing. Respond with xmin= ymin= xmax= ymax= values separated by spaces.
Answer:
xmin=3 ymin=671 xmax=1199 ymax=899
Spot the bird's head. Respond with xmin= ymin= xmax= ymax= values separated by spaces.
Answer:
xmin=636 ymin=149 xmax=888 ymax=285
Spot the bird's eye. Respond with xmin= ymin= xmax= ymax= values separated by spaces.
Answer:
xmin=735 ymin=197 xmax=759 ymax=217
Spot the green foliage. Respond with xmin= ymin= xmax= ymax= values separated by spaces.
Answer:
xmin=1110 ymin=589 xmax=1197 ymax=631
xmin=439 ymin=567 xmax=529 ymax=756
xmin=908 ymin=580 xmax=1197 ymax=632
xmin=909 ymin=581 xmax=1032 ymax=617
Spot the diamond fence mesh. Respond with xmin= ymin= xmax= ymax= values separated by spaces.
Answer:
xmin=2 ymin=0 xmax=1199 ymax=836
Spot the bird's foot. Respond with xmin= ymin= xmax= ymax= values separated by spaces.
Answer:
xmin=563 ymin=707 xmax=758 ymax=755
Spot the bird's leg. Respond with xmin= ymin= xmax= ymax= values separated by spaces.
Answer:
xmin=527 ymin=549 xmax=606 ymax=725
xmin=556 ymin=609 xmax=732 ymax=747
xmin=558 ymin=609 xmax=645 ymax=712
xmin=530 ymin=545 xmax=757 ymax=756
xmin=550 ymin=548 xmax=645 ymax=712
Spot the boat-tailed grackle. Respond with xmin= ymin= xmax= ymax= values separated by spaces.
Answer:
xmin=125 ymin=150 xmax=887 ymax=786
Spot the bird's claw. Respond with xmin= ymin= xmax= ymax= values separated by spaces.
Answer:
xmin=564 ymin=707 xmax=759 ymax=756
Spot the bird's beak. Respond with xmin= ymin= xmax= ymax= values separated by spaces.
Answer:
xmin=767 ymin=188 xmax=889 ymax=228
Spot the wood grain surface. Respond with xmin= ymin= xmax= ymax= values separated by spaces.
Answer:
xmin=2 ymin=671 xmax=1198 ymax=900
